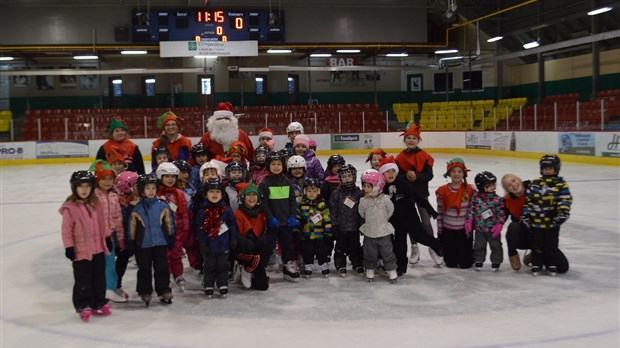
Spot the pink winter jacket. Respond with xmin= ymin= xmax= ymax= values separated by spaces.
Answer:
xmin=95 ymin=188 xmax=126 ymax=249
xmin=60 ymin=200 xmax=111 ymax=261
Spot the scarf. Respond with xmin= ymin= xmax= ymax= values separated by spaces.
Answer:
xmin=157 ymin=186 xmax=187 ymax=215
xmin=202 ymin=205 xmax=228 ymax=239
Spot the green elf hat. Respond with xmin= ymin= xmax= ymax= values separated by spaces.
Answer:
xmin=236 ymin=182 xmax=262 ymax=202
xmin=444 ymin=157 xmax=469 ymax=178
xmin=157 ymin=111 xmax=181 ymax=130
xmin=89 ymin=159 xmax=116 ymax=180
xmin=108 ymin=116 xmax=128 ymax=135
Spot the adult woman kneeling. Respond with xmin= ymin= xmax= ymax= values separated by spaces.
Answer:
xmin=96 ymin=116 xmax=146 ymax=175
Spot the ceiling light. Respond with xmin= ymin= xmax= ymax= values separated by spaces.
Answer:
xmin=255 ymin=77 xmax=264 ymax=82
xmin=588 ymin=6 xmax=612 ymax=16
xmin=194 ymin=55 xmax=218 ymax=59
xmin=267 ymin=49 xmax=292 ymax=54
xmin=310 ymin=53 xmax=331 ymax=57
xmin=0 ymin=56 xmax=14 ymax=61
xmin=523 ymin=40 xmax=540 ymax=49
xmin=440 ymin=56 xmax=464 ymax=61
xmin=386 ymin=53 xmax=408 ymax=57
xmin=121 ymin=50 xmax=147 ymax=55
xmin=435 ymin=49 xmax=458 ymax=54
xmin=112 ymin=79 xmax=123 ymax=85
xmin=336 ymin=49 xmax=360 ymax=53
xmin=145 ymin=78 xmax=156 ymax=83
xmin=73 ymin=55 xmax=99 ymax=60
xmin=487 ymin=36 xmax=503 ymax=43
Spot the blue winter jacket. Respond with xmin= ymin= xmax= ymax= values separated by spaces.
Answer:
xmin=194 ymin=200 xmax=238 ymax=254
xmin=130 ymin=197 xmax=175 ymax=249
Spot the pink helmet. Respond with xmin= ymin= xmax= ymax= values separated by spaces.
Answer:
xmin=116 ymin=171 xmax=139 ymax=194
xmin=308 ymin=137 xmax=317 ymax=149
xmin=361 ymin=171 xmax=386 ymax=196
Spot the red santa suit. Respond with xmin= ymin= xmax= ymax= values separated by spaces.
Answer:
xmin=198 ymin=102 xmax=254 ymax=162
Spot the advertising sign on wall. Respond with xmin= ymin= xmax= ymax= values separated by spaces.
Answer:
xmin=331 ymin=134 xmax=379 ymax=150
xmin=600 ymin=133 xmax=620 ymax=157
xmin=465 ymin=132 xmax=492 ymax=149
xmin=0 ymin=142 xmax=35 ymax=160
xmin=558 ymin=132 xmax=595 ymax=156
xmin=36 ymin=141 xmax=89 ymax=158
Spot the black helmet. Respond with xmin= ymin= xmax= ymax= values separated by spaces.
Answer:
xmin=337 ymin=164 xmax=358 ymax=188
xmin=303 ymin=178 xmax=322 ymax=190
xmin=266 ymin=151 xmax=286 ymax=170
xmin=70 ymin=170 xmax=96 ymax=198
xmin=327 ymin=154 xmax=346 ymax=169
xmin=203 ymin=178 xmax=225 ymax=192
xmin=173 ymin=159 xmax=191 ymax=173
xmin=137 ymin=174 xmax=159 ymax=195
xmin=474 ymin=171 xmax=497 ymax=192
xmin=254 ymin=146 xmax=270 ymax=164
xmin=153 ymin=146 xmax=171 ymax=160
xmin=191 ymin=143 xmax=208 ymax=159
xmin=539 ymin=154 xmax=561 ymax=176
xmin=225 ymin=161 xmax=247 ymax=183
xmin=278 ymin=147 xmax=293 ymax=160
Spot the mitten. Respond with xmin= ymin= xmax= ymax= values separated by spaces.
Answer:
xmin=491 ymin=223 xmax=503 ymax=239
xmin=268 ymin=217 xmax=280 ymax=228
xmin=105 ymin=237 xmax=114 ymax=252
xmin=554 ymin=215 xmax=568 ymax=226
xmin=65 ymin=247 xmax=75 ymax=261
xmin=287 ymin=216 xmax=299 ymax=228
xmin=464 ymin=220 xmax=473 ymax=236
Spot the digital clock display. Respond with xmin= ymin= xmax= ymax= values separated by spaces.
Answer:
xmin=132 ymin=9 xmax=285 ymax=43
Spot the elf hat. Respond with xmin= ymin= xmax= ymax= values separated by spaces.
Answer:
xmin=228 ymin=141 xmax=248 ymax=158
xmin=157 ymin=111 xmax=181 ymax=130
xmin=236 ymin=182 xmax=262 ymax=201
xmin=89 ymin=159 xmax=116 ymax=180
xmin=106 ymin=146 xmax=125 ymax=165
xmin=108 ymin=116 xmax=128 ymax=135
xmin=444 ymin=157 xmax=470 ymax=178
xmin=400 ymin=123 xmax=422 ymax=140
xmin=365 ymin=148 xmax=388 ymax=163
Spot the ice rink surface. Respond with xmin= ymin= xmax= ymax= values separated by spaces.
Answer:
xmin=1 ymin=153 xmax=619 ymax=348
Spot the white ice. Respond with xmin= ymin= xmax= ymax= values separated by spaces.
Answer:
xmin=1 ymin=153 xmax=619 ymax=348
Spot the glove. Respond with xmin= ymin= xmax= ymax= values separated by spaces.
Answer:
xmin=65 ymin=247 xmax=75 ymax=261
xmin=464 ymin=220 xmax=473 ymax=237
xmin=167 ymin=238 xmax=176 ymax=251
xmin=491 ymin=223 xmax=503 ymax=239
xmin=428 ymin=208 xmax=438 ymax=220
xmin=287 ymin=216 xmax=299 ymax=228
xmin=105 ymin=237 xmax=114 ymax=252
xmin=554 ymin=215 xmax=568 ymax=226
xmin=268 ymin=217 xmax=280 ymax=228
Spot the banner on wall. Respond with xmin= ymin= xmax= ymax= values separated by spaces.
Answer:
xmin=558 ymin=132 xmax=595 ymax=156
xmin=0 ymin=142 xmax=35 ymax=160
xmin=36 ymin=141 xmax=89 ymax=158
xmin=600 ymin=133 xmax=620 ymax=157
xmin=465 ymin=132 xmax=491 ymax=149
xmin=331 ymin=134 xmax=379 ymax=150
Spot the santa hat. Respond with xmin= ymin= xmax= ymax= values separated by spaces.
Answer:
xmin=89 ymin=159 xmax=115 ymax=180
xmin=258 ymin=128 xmax=274 ymax=139
xmin=108 ymin=116 xmax=128 ymax=135
xmin=293 ymin=134 xmax=310 ymax=148
xmin=444 ymin=157 xmax=470 ymax=178
xmin=400 ymin=123 xmax=422 ymax=140
xmin=213 ymin=102 xmax=235 ymax=119
xmin=106 ymin=146 xmax=125 ymax=165
xmin=228 ymin=141 xmax=248 ymax=158
xmin=378 ymin=156 xmax=399 ymax=174
xmin=365 ymin=148 xmax=388 ymax=163
xmin=157 ymin=111 xmax=181 ymax=130
xmin=236 ymin=182 xmax=261 ymax=201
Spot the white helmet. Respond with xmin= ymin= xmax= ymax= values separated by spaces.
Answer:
xmin=287 ymin=155 xmax=307 ymax=170
xmin=156 ymin=162 xmax=179 ymax=180
xmin=286 ymin=121 xmax=304 ymax=134
xmin=199 ymin=159 xmax=225 ymax=181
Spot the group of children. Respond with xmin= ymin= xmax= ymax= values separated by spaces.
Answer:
xmin=61 ymin=120 xmax=573 ymax=321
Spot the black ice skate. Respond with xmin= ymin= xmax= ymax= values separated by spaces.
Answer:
xmin=219 ymin=286 xmax=229 ymax=298
xmin=531 ymin=266 xmax=541 ymax=277
xmin=338 ymin=267 xmax=347 ymax=277
xmin=159 ymin=292 xmax=173 ymax=304
xmin=141 ymin=294 xmax=151 ymax=307
xmin=283 ymin=261 xmax=300 ymax=282
xmin=548 ymin=266 xmax=558 ymax=277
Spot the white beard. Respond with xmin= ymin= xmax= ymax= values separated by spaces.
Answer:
xmin=207 ymin=116 xmax=239 ymax=150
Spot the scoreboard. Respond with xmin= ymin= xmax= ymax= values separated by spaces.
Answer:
xmin=132 ymin=9 xmax=285 ymax=43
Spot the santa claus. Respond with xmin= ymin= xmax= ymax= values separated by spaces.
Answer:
xmin=198 ymin=102 xmax=254 ymax=162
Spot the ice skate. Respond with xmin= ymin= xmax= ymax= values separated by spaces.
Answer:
xmin=531 ymin=266 xmax=541 ymax=277
xmin=320 ymin=263 xmax=330 ymax=277
xmin=78 ymin=308 xmax=92 ymax=322
xmin=219 ymin=286 xmax=229 ymax=298
xmin=548 ymin=266 xmax=558 ymax=277
xmin=267 ymin=253 xmax=281 ymax=273
xmin=387 ymin=269 xmax=398 ymax=283
xmin=159 ymin=292 xmax=173 ymax=304
xmin=174 ymin=275 xmax=186 ymax=292
xmin=231 ymin=262 xmax=240 ymax=283
xmin=354 ymin=266 xmax=365 ymax=274
xmin=282 ymin=261 xmax=300 ymax=282
xmin=240 ymin=267 xmax=252 ymax=289
xmin=365 ymin=268 xmax=375 ymax=282
xmin=204 ymin=287 xmax=214 ymax=298
xmin=509 ymin=254 xmax=521 ymax=270
xmin=409 ymin=243 xmax=420 ymax=264
xmin=338 ymin=267 xmax=347 ymax=277
xmin=303 ymin=264 xmax=313 ymax=279
xmin=523 ymin=250 xmax=533 ymax=267
xmin=114 ymin=288 xmax=129 ymax=300
xmin=429 ymin=248 xmax=443 ymax=266
xmin=106 ymin=289 xmax=128 ymax=303
xmin=492 ymin=263 xmax=500 ymax=272
xmin=93 ymin=303 xmax=112 ymax=316
xmin=475 ymin=262 xmax=483 ymax=271
xmin=140 ymin=294 xmax=151 ymax=307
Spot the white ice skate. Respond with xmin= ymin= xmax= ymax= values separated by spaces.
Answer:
xmin=140 ymin=294 xmax=151 ymax=307
xmin=429 ymin=248 xmax=443 ymax=266
xmin=283 ymin=261 xmax=300 ymax=282
xmin=365 ymin=268 xmax=375 ymax=282
xmin=174 ymin=275 xmax=186 ymax=292
xmin=240 ymin=267 xmax=252 ymax=289
xmin=106 ymin=289 xmax=128 ymax=303
xmin=387 ymin=269 xmax=398 ymax=283
xmin=409 ymin=243 xmax=420 ymax=264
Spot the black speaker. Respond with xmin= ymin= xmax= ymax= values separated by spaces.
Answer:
xmin=115 ymin=26 xmax=129 ymax=42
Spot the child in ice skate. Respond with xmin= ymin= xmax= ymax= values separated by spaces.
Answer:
xmin=366 ymin=148 xmax=388 ymax=171
xmin=129 ymin=174 xmax=175 ymax=306
xmin=521 ymin=155 xmax=572 ymax=277
xmin=379 ymin=156 xmax=442 ymax=275
xmin=90 ymin=160 xmax=128 ymax=303
xmin=227 ymin=141 xmax=250 ymax=168
xmin=284 ymin=121 xmax=304 ymax=152
xmin=257 ymin=128 xmax=276 ymax=151
xmin=250 ymin=146 xmax=270 ymax=186
xmin=286 ymin=155 xmax=307 ymax=204
xmin=466 ymin=171 xmax=507 ymax=272
xmin=435 ymin=158 xmax=475 ymax=269
xmin=224 ymin=161 xmax=248 ymax=212
xmin=358 ymin=171 xmax=398 ymax=283
xmin=106 ymin=147 xmax=127 ymax=176
xmin=329 ymin=164 xmax=364 ymax=276
xmin=190 ymin=143 xmax=210 ymax=190
xmin=321 ymin=154 xmax=345 ymax=204
xmin=195 ymin=178 xmax=239 ymax=297
xmin=233 ymin=182 xmax=271 ymax=291
xmin=258 ymin=151 xmax=301 ymax=282
xmin=173 ymin=159 xmax=196 ymax=209
xmin=60 ymin=170 xmax=113 ymax=321
xmin=292 ymin=134 xmax=324 ymax=182
xmin=150 ymin=147 xmax=172 ymax=175
xmin=296 ymin=178 xmax=332 ymax=278
xmin=115 ymin=171 xmax=140 ymax=294
xmin=394 ymin=124 xmax=435 ymax=264
xmin=155 ymin=162 xmax=196 ymax=290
